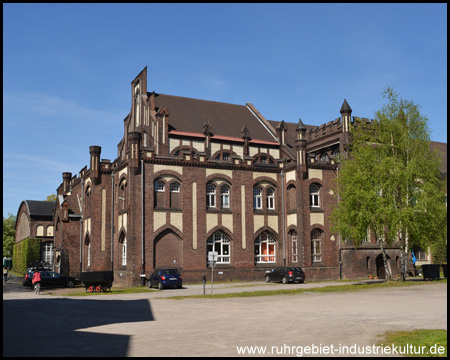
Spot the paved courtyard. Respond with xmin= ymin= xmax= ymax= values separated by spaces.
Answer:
xmin=3 ymin=275 xmax=447 ymax=357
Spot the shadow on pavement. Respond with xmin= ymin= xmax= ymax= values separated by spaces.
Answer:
xmin=3 ymin=297 xmax=154 ymax=357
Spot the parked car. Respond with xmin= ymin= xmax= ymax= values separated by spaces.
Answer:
xmin=265 ymin=267 xmax=305 ymax=284
xmin=148 ymin=268 xmax=182 ymax=290
xmin=23 ymin=271 xmax=80 ymax=288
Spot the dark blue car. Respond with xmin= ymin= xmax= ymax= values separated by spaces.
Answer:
xmin=148 ymin=268 xmax=182 ymax=290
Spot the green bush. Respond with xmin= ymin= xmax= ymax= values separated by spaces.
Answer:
xmin=12 ymin=238 xmax=41 ymax=274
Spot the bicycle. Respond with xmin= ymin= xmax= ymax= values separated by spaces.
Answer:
xmin=34 ymin=282 xmax=41 ymax=295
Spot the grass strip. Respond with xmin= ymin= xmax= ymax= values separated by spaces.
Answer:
xmin=161 ymin=279 xmax=446 ymax=300
xmin=377 ymin=329 xmax=447 ymax=357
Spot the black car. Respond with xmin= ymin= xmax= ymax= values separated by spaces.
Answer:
xmin=265 ymin=267 xmax=305 ymax=284
xmin=148 ymin=268 xmax=182 ymax=290
xmin=23 ymin=271 xmax=79 ymax=288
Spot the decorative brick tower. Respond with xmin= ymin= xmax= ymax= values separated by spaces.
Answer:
xmin=340 ymin=99 xmax=352 ymax=153
xmin=295 ymin=118 xmax=307 ymax=170
xmin=89 ymin=146 xmax=101 ymax=185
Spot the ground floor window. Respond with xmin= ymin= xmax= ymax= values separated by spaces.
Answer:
xmin=207 ymin=231 xmax=230 ymax=265
xmin=41 ymin=241 xmax=54 ymax=266
xmin=255 ymin=232 xmax=276 ymax=263
xmin=290 ymin=231 xmax=298 ymax=263
xmin=121 ymin=237 xmax=127 ymax=265
xmin=311 ymin=229 xmax=322 ymax=263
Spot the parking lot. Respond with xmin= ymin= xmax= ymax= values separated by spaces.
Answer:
xmin=3 ymin=274 xmax=447 ymax=357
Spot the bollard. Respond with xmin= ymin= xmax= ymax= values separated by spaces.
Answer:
xmin=202 ymin=274 xmax=206 ymax=295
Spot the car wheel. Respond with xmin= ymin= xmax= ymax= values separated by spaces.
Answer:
xmin=66 ymin=280 xmax=74 ymax=288
xmin=265 ymin=275 xmax=270 ymax=283
xmin=158 ymin=282 xmax=163 ymax=290
xmin=282 ymin=276 xmax=288 ymax=284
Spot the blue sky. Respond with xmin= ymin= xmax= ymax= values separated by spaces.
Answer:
xmin=3 ymin=3 xmax=447 ymax=217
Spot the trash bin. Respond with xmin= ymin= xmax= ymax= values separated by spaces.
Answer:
xmin=421 ymin=264 xmax=440 ymax=280
xmin=441 ymin=264 xmax=447 ymax=279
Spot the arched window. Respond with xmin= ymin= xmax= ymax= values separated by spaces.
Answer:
xmin=207 ymin=231 xmax=231 ymax=264
xmin=290 ymin=231 xmax=298 ymax=263
xmin=311 ymin=229 xmax=322 ymax=263
xmin=170 ymin=182 xmax=180 ymax=208
xmin=120 ymin=235 xmax=127 ymax=266
xmin=206 ymin=184 xmax=216 ymax=208
xmin=255 ymin=232 xmax=276 ymax=263
xmin=266 ymin=187 xmax=275 ymax=210
xmin=309 ymin=184 xmax=320 ymax=209
xmin=220 ymin=185 xmax=230 ymax=208
xmin=85 ymin=237 xmax=91 ymax=268
xmin=119 ymin=179 xmax=127 ymax=210
xmin=154 ymin=180 xmax=165 ymax=208
xmin=253 ymin=187 xmax=262 ymax=209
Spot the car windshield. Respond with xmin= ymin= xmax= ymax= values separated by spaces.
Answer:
xmin=161 ymin=270 xmax=180 ymax=276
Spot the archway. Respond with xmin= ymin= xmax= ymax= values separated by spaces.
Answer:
xmin=376 ymin=254 xmax=390 ymax=279
xmin=153 ymin=230 xmax=183 ymax=268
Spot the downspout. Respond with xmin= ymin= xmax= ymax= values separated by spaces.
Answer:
xmin=79 ymin=177 xmax=84 ymax=283
xmin=281 ymin=171 xmax=286 ymax=266
xmin=141 ymin=159 xmax=145 ymax=285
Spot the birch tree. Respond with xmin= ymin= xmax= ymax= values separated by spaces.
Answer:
xmin=331 ymin=87 xmax=447 ymax=280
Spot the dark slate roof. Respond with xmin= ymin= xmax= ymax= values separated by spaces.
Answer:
xmin=153 ymin=93 xmax=277 ymax=142
xmin=24 ymin=200 xmax=56 ymax=217
xmin=340 ymin=99 xmax=352 ymax=114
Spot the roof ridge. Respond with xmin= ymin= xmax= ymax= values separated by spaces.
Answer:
xmin=150 ymin=92 xmax=246 ymax=108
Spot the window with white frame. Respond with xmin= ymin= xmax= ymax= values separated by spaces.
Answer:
xmin=121 ymin=236 xmax=127 ymax=266
xmin=266 ymin=187 xmax=275 ymax=210
xmin=207 ymin=184 xmax=216 ymax=208
xmin=255 ymin=232 xmax=276 ymax=263
xmin=41 ymin=242 xmax=54 ymax=266
xmin=207 ymin=231 xmax=231 ymax=264
xmin=86 ymin=239 xmax=91 ymax=267
xmin=290 ymin=231 xmax=298 ymax=263
xmin=155 ymin=181 xmax=165 ymax=192
xmin=309 ymin=184 xmax=320 ymax=208
xmin=220 ymin=185 xmax=230 ymax=209
xmin=311 ymin=230 xmax=322 ymax=263
xmin=253 ymin=187 xmax=262 ymax=209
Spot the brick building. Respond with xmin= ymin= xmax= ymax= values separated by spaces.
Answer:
xmin=15 ymin=200 xmax=56 ymax=268
xmin=48 ymin=67 xmax=445 ymax=286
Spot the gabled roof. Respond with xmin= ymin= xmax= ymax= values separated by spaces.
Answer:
xmin=153 ymin=93 xmax=277 ymax=142
xmin=23 ymin=200 xmax=55 ymax=218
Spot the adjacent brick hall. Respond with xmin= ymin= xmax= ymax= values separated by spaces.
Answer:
xmin=50 ymin=67 xmax=431 ymax=286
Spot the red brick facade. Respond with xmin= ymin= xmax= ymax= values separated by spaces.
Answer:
xmin=46 ymin=67 xmax=416 ymax=286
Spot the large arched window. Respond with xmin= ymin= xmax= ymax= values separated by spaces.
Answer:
xmin=311 ymin=229 xmax=322 ymax=263
xmin=119 ymin=179 xmax=127 ymax=211
xmin=255 ymin=232 xmax=276 ymax=263
xmin=207 ymin=231 xmax=231 ymax=264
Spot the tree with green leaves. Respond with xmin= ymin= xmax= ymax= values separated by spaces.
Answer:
xmin=45 ymin=194 xmax=57 ymax=201
xmin=331 ymin=87 xmax=447 ymax=280
xmin=3 ymin=213 xmax=16 ymax=258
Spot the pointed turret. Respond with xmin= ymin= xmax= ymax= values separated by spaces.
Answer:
xmin=295 ymin=118 xmax=307 ymax=167
xmin=340 ymin=99 xmax=352 ymax=133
